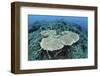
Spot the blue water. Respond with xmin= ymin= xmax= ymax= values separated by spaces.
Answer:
xmin=28 ymin=15 xmax=88 ymax=30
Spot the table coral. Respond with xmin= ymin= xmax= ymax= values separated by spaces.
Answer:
xmin=60 ymin=31 xmax=79 ymax=46
xmin=40 ymin=30 xmax=56 ymax=37
xmin=40 ymin=37 xmax=64 ymax=51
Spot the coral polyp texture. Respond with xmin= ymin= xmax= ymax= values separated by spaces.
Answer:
xmin=28 ymin=16 xmax=88 ymax=60
xmin=40 ymin=30 xmax=56 ymax=37
xmin=40 ymin=36 xmax=64 ymax=51
xmin=40 ymin=30 xmax=79 ymax=50
xmin=60 ymin=31 xmax=79 ymax=46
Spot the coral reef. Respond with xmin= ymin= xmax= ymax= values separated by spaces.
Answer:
xmin=28 ymin=19 xmax=88 ymax=60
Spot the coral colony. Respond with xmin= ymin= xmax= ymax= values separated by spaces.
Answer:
xmin=28 ymin=19 xmax=88 ymax=60
xmin=40 ymin=30 xmax=79 ymax=59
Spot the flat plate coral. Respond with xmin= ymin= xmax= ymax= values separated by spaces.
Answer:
xmin=40 ymin=36 xmax=64 ymax=51
xmin=60 ymin=31 xmax=79 ymax=46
